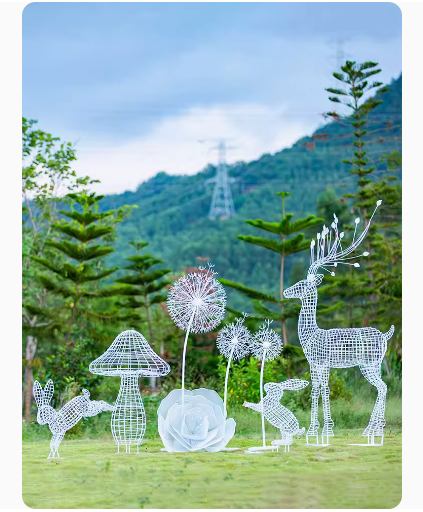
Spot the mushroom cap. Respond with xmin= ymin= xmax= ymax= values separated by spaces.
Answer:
xmin=89 ymin=330 xmax=171 ymax=377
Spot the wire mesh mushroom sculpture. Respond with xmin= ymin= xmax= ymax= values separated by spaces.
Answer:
xmin=89 ymin=330 xmax=170 ymax=453
xmin=247 ymin=320 xmax=283 ymax=452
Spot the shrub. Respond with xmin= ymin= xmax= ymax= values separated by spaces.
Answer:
xmin=216 ymin=356 xmax=289 ymax=408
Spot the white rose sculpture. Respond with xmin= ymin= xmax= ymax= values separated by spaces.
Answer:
xmin=157 ymin=388 xmax=236 ymax=452
xmin=160 ymin=263 xmax=236 ymax=452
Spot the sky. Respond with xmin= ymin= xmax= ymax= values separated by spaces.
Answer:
xmin=22 ymin=2 xmax=402 ymax=196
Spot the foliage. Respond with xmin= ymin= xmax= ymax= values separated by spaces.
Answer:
xmin=222 ymin=192 xmax=323 ymax=344
xmin=30 ymin=191 xmax=135 ymax=341
xmin=22 ymin=118 xmax=101 ymax=421
xmin=322 ymin=63 xmax=402 ymax=371
xmin=35 ymin=339 xmax=103 ymax=405
xmin=216 ymin=356 xmax=288 ymax=407
xmin=115 ymin=240 xmax=172 ymax=355
xmin=286 ymin=371 xmax=352 ymax=411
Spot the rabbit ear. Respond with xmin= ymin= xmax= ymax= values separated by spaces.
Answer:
xmin=33 ymin=381 xmax=43 ymax=407
xmin=43 ymin=379 xmax=54 ymax=403
xmin=281 ymin=379 xmax=309 ymax=391
xmin=82 ymin=389 xmax=90 ymax=399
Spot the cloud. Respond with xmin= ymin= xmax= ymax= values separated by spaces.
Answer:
xmin=73 ymin=102 xmax=311 ymax=195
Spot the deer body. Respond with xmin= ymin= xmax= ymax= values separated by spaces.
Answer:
xmin=284 ymin=201 xmax=394 ymax=444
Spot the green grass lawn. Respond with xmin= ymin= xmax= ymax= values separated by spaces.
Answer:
xmin=23 ymin=430 xmax=401 ymax=509
xmin=22 ymin=394 xmax=402 ymax=508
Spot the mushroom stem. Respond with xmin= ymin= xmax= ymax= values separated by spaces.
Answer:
xmin=223 ymin=345 xmax=235 ymax=419
xmin=181 ymin=310 xmax=195 ymax=406
xmin=112 ymin=374 xmax=146 ymax=449
xmin=260 ymin=350 xmax=267 ymax=447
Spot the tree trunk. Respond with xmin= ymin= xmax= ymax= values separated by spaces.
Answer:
xmin=145 ymin=299 xmax=156 ymax=392
xmin=23 ymin=335 xmax=37 ymax=421
xmin=280 ymin=253 xmax=288 ymax=345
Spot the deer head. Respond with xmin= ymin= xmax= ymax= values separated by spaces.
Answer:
xmin=284 ymin=273 xmax=324 ymax=299
xmin=284 ymin=200 xmax=382 ymax=300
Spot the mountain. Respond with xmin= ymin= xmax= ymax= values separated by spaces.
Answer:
xmin=100 ymin=75 xmax=402 ymax=310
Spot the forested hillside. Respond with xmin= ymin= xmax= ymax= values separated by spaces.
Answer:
xmin=97 ymin=74 xmax=402 ymax=310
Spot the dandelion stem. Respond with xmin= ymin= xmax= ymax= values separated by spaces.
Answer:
xmin=260 ymin=349 xmax=267 ymax=447
xmin=181 ymin=310 xmax=195 ymax=407
xmin=223 ymin=345 xmax=235 ymax=419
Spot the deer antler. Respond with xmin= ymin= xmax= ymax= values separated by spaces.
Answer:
xmin=308 ymin=200 xmax=382 ymax=277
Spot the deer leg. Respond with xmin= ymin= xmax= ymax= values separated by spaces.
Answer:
xmin=360 ymin=364 xmax=387 ymax=439
xmin=307 ymin=367 xmax=320 ymax=440
xmin=320 ymin=367 xmax=335 ymax=440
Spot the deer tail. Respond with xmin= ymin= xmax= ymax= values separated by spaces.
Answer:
xmin=384 ymin=325 xmax=395 ymax=342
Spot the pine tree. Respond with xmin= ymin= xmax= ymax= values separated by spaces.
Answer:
xmin=22 ymin=117 xmax=97 ymax=421
xmin=221 ymin=192 xmax=323 ymax=344
xmin=30 ymin=191 xmax=134 ymax=351
xmin=325 ymin=60 xmax=388 ymax=222
xmin=115 ymin=240 xmax=172 ymax=389
xmin=324 ymin=62 xmax=401 ymax=373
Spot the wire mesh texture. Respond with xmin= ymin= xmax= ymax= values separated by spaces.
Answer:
xmin=244 ymin=379 xmax=309 ymax=452
xmin=33 ymin=380 xmax=114 ymax=459
xmin=90 ymin=330 xmax=171 ymax=452
xmin=216 ymin=313 xmax=252 ymax=420
xmin=89 ymin=330 xmax=171 ymax=377
xmin=166 ymin=264 xmax=226 ymax=334
xmin=283 ymin=200 xmax=395 ymax=447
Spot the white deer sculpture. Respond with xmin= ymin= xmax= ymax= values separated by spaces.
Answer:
xmin=283 ymin=200 xmax=394 ymax=447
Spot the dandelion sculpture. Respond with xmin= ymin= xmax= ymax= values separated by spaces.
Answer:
xmin=244 ymin=380 xmax=309 ymax=453
xmin=248 ymin=320 xmax=283 ymax=452
xmin=166 ymin=263 xmax=226 ymax=406
xmin=158 ymin=264 xmax=235 ymax=452
xmin=216 ymin=313 xmax=252 ymax=418
xmin=283 ymin=200 xmax=394 ymax=447
xmin=33 ymin=379 xmax=115 ymax=459
xmin=89 ymin=330 xmax=170 ymax=453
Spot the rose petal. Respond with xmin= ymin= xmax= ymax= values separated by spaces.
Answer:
xmin=191 ymin=426 xmax=220 ymax=451
xmin=181 ymin=407 xmax=210 ymax=441
xmin=205 ymin=418 xmax=236 ymax=452
xmin=157 ymin=388 xmax=236 ymax=452
xmin=157 ymin=389 xmax=194 ymax=418
xmin=192 ymin=388 xmax=224 ymax=412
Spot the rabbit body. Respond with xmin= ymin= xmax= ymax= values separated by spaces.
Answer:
xmin=33 ymin=380 xmax=114 ymax=459
xmin=244 ymin=379 xmax=309 ymax=446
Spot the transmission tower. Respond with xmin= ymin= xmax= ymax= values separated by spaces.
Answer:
xmin=207 ymin=141 xmax=236 ymax=220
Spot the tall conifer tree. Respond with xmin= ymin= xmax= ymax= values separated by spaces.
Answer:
xmin=221 ymin=192 xmax=323 ymax=345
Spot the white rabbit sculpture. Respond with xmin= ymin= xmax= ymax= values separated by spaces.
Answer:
xmin=33 ymin=379 xmax=115 ymax=459
xmin=244 ymin=379 xmax=309 ymax=452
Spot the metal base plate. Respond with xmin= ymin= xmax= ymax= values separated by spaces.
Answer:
xmin=245 ymin=446 xmax=277 ymax=454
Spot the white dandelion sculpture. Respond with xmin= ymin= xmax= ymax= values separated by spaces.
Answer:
xmin=167 ymin=263 xmax=226 ymax=405
xmin=159 ymin=264 xmax=235 ymax=452
xmin=216 ymin=313 xmax=252 ymax=418
xmin=249 ymin=320 xmax=283 ymax=451
xmin=284 ymin=200 xmax=394 ymax=447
